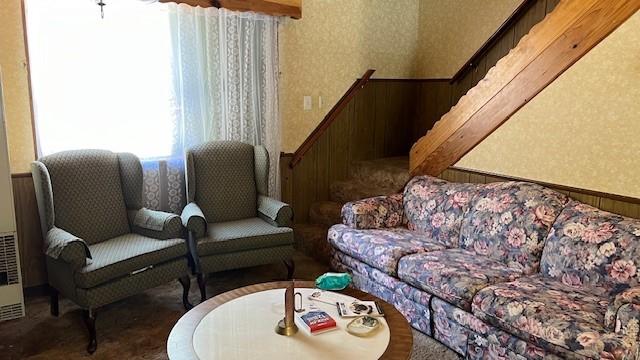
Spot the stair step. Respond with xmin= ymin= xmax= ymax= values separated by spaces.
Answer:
xmin=293 ymin=223 xmax=332 ymax=264
xmin=348 ymin=156 xmax=410 ymax=190
xmin=309 ymin=201 xmax=343 ymax=227
xmin=330 ymin=179 xmax=402 ymax=204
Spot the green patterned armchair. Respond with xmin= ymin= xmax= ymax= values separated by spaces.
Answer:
xmin=31 ymin=150 xmax=191 ymax=354
xmin=181 ymin=141 xmax=295 ymax=301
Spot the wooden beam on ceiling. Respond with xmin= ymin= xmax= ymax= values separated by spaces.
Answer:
xmin=159 ymin=0 xmax=302 ymax=19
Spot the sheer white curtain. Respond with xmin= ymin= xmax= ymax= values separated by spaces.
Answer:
xmin=168 ymin=4 xmax=281 ymax=199
xmin=26 ymin=0 xmax=282 ymax=212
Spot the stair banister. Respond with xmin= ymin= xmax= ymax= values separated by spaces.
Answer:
xmin=289 ymin=69 xmax=376 ymax=168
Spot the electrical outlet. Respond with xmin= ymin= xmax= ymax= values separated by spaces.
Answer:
xmin=303 ymin=96 xmax=312 ymax=111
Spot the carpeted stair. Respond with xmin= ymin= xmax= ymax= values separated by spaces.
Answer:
xmin=294 ymin=156 xmax=410 ymax=264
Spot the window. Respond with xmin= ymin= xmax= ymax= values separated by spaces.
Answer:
xmin=26 ymin=0 xmax=176 ymax=159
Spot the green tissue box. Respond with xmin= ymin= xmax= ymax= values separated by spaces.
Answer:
xmin=315 ymin=272 xmax=352 ymax=290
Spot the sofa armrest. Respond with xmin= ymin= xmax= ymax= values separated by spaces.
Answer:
xmin=605 ymin=287 xmax=640 ymax=330
xmin=129 ymin=208 xmax=183 ymax=240
xmin=258 ymin=195 xmax=292 ymax=228
xmin=181 ymin=202 xmax=207 ymax=239
xmin=46 ymin=227 xmax=91 ymax=270
xmin=341 ymin=194 xmax=404 ymax=229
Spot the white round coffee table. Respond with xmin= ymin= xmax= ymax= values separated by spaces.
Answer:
xmin=167 ymin=281 xmax=412 ymax=360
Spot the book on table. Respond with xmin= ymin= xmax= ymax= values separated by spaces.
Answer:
xmin=294 ymin=308 xmax=338 ymax=335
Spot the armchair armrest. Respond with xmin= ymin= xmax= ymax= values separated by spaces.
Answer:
xmin=605 ymin=287 xmax=640 ymax=330
xmin=612 ymin=303 xmax=640 ymax=338
xmin=46 ymin=227 xmax=91 ymax=270
xmin=129 ymin=208 xmax=183 ymax=240
xmin=258 ymin=195 xmax=292 ymax=228
xmin=181 ymin=202 xmax=207 ymax=239
xmin=341 ymin=194 xmax=404 ymax=229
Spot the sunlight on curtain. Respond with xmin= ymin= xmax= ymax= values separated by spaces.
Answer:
xmin=26 ymin=0 xmax=282 ymax=211
xmin=26 ymin=0 xmax=175 ymax=159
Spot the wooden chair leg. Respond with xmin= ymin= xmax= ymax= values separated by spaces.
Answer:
xmin=50 ymin=287 xmax=59 ymax=317
xmin=178 ymin=276 xmax=193 ymax=310
xmin=197 ymin=273 xmax=208 ymax=303
xmin=283 ymin=259 xmax=295 ymax=280
xmin=83 ymin=309 xmax=97 ymax=354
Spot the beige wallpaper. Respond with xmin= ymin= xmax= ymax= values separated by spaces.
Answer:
xmin=457 ymin=12 xmax=640 ymax=198
xmin=279 ymin=0 xmax=421 ymax=153
xmin=280 ymin=0 xmax=521 ymax=153
xmin=415 ymin=0 xmax=521 ymax=78
xmin=0 ymin=0 xmax=35 ymax=173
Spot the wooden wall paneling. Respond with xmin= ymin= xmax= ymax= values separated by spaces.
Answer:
xmin=384 ymin=82 xmax=408 ymax=156
xmin=471 ymin=56 xmax=488 ymax=88
xmin=568 ymin=192 xmax=600 ymax=207
xmin=414 ymin=82 xmax=438 ymax=143
xmin=373 ymin=82 xmax=389 ymax=159
xmin=12 ymin=176 xmax=47 ymax=288
xmin=467 ymin=173 xmax=486 ymax=184
xmin=451 ymin=71 xmax=473 ymax=108
xmin=329 ymin=102 xmax=352 ymax=183
xmin=314 ymin=129 xmax=331 ymax=201
xmin=546 ymin=0 xmax=561 ymax=14
xmin=599 ymin=198 xmax=640 ymax=219
xmin=280 ymin=154 xmax=293 ymax=205
xmin=292 ymin=146 xmax=316 ymax=223
xmin=349 ymin=84 xmax=376 ymax=163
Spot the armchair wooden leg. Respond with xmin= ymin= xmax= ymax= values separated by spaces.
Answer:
xmin=83 ymin=309 xmax=97 ymax=354
xmin=50 ymin=287 xmax=59 ymax=317
xmin=178 ymin=276 xmax=193 ymax=310
xmin=197 ymin=273 xmax=208 ymax=303
xmin=283 ymin=259 xmax=295 ymax=280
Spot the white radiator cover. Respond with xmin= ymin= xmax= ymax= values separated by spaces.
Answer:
xmin=0 ymin=68 xmax=25 ymax=321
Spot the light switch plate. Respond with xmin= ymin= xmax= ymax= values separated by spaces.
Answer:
xmin=303 ymin=96 xmax=312 ymax=111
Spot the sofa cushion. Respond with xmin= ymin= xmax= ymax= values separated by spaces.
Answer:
xmin=540 ymin=200 xmax=640 ymax=294
xmin=472 ymin=276 xmax=635 ymax=359
xmin=398 ymin=249 xmax=523 ymax=310
xmin=459 ymin=181 xmax=567 ymax=275
xmin=328 ymin=224 xmax=447 ymax=276
xmin=76 ymin=233 xmax=186 ymax=288
xmin=198 ymin=217 xmax=293 ymax=256
xmin=403 ymin=176 xmax=482 ymax=247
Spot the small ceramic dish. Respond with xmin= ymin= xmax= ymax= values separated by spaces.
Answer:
xmin=346 ymin=315 xmax=381 ymax=337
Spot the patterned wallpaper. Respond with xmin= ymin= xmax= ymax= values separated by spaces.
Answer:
xmin=279 ymin=0 xmax=421 ymax=153
xmin=457 ymin=12 xmax=640 ymax=199
xmin=0 ymin=0 xmax=35 ymax=173
xmin=414 ymin=0 xmax=521 ymax=78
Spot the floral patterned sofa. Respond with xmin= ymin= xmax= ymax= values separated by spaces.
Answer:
xmin=329 ymin=175 xmax=640 ymax=359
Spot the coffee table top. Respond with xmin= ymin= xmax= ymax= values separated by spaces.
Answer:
xmin=167 ymin=281 xmax=412 ymax=360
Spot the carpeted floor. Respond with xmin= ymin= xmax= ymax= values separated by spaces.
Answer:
xmin=0 ymin=252 xmax=459 ymax=359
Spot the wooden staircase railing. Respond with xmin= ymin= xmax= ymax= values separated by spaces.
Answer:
xmin=289 ymin=69 xmax=375 ymax=168
xmin=410 ymin=0 xmax=640 ymax=177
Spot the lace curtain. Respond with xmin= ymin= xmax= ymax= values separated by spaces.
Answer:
xmin=144 ymin=5 xmax=281 ymax=212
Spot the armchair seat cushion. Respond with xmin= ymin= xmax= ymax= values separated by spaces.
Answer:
xmin=197 ymin=217 xmax=293 ymax=256
xmin=471 ymin=276 xmax=634 ymax=358
xmin=398 ymin=249 xmax=523 ymax=310
xmin=328 ymin=224 xmax=447 ymax=276
xmin=75 ymin=233 xmax=187 ymax=288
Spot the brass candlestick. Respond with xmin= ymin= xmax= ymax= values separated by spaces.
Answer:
xmin=275 ymin=281 xmax=299 ymax=336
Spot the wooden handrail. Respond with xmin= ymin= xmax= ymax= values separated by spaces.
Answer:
xmin=450 ymin=0 xmax=537 ymax=83
xmin=289 ymin=69 xmax=375 ymax=168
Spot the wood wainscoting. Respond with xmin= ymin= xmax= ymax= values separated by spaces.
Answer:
xmin=441 ymin=167 xmax=640 ymax=218
xmin=11 ymin=173 xmax=47 ymax=288
xmin=281 ymin=78 xmax=451 ymax=223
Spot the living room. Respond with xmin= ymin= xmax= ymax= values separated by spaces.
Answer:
xmin=0 ymin=0 xmax=639 ymax=359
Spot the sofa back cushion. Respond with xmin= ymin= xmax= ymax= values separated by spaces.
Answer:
xmin=459 ymin=182 xmax=567 ymax=274
xmin=540 ymin=200 xmax=640 ymax=292
xmin=39 ymin=150 xmax=130 ymax=245
xmin=403 ymin=176 xmax=481 ymax=247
